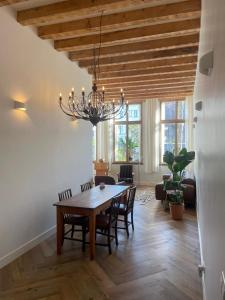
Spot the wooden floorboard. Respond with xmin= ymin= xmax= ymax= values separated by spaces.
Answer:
xmin=0 ymin=188 xmax=202 ymax=300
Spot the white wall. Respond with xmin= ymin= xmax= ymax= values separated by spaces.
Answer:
xmin=0 ymin=7 xmax=92 ymax=267
xmin=194 ymin=0 xmax=225 ymax=299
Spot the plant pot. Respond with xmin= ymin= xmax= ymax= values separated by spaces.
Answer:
xmin=169 ymin=203 xmax=184 ymax=220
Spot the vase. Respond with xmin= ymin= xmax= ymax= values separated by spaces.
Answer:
xmin=169 ymin=203 xmax=184 ymax=220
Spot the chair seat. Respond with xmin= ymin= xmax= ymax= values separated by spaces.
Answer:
xmin=64 ymin=214 xmax=88 ymax=226
xmin=105 ymin=203 xmax=127 ymax=216
xmin=118 ymin=177 xmax=133 ymax=183
xmin=118 ymin=204 xmax=127 ymax=215
xmin=96 ymin=214 xmax=110 ymax=229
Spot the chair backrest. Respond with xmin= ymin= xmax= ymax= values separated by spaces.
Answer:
xmin=80 ymin=181 xmax=93 ymax=192
xmin=108 ymin=196 xmax=121 ymax=225
xmin=58 ymin=188 xmax=72 ymax=201
xmin=95 ymin=175 xmax=116 ymax=186
xmin=126 ymin=186 xmax=136 ymax=212
xmin=120 ymin=165 xmax=133 ymax=178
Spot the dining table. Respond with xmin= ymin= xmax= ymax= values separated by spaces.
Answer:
xmin=53 ymin=184 xmax=129 ymax=260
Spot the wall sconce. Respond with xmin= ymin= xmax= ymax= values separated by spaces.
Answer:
xmin=193 ymin=116 xmax=198 ymax=123
xmin=199 ymin=51 xmax=214 ymax=76
xmin=71 ymin=116 xmax=77 ymax=122
xmin=195 ymin=101 xmax=203 ymax=111
xmin=14 ymin=100 xmax=27 ymax=111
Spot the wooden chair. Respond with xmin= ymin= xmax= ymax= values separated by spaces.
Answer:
xmin=80 ymin=181 xmax=93 ymax=192
xmin=58 ymin=188 xmax=88 ymax=251
xmin=116 ymin=186 xmax=136 ymax=237
xmin=118 ymin=165 xmax=134 ymax=184
xmin=95 ymin=175 xmax=116 ymax=186
xmin=95 ymin=196 xmax=120 ymax=254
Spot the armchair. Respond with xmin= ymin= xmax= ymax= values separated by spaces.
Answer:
xmin=118 ymin=165 xmax=134 ymax=184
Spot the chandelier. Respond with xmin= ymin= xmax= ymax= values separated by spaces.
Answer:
xmin=58 ymin=13 xmax=128 ymax=126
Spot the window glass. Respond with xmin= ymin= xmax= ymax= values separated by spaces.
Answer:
xmin=128 ymin=124 xmax=141 ymax=162
xmin=113 ymin=103 xmax=142 ymax=163
xmin=115 ymin=124 xmax=127 ymax=162
xmin=161 ymin=123 xmax=176 ymax=161
xmin=177 ymin=100 xmax=186 ymax=119
xmin=160 ymin=100 xmax=187 ymax=163
xmin=161 ymin=101 xmax=176 ymax=120
xmin=128 ymin=104 xmax=141 ymax=121
xmin=177 ymin=123 xmax=186 ymax=152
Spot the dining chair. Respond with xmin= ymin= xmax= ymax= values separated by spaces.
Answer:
xmin=80 ymin=180 xmax=93 ymax=192
xmin=95 ymin=196 xmax=120 ymax=254
xmin=58 ymin=188 xmax=88 ymax=252
xmin=116 ymin=186 xmax=136 ymax=237
xmin=95 ymin=175 xmax=116 ymax=186
xmin=118 ymin=165 xmax=134 ymax=184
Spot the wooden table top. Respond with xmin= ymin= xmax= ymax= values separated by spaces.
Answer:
xmin=53 ymin=185 xmax=129 ymax=210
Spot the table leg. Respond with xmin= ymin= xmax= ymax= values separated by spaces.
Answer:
xmin=89 ymin=211 xmax=96 ymax=260
xmin=56 ymin=207 xmax=64 ymax=255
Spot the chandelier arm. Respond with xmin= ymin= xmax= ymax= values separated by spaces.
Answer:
xmin=73 ymin=106 xmax=89 ymax=118
xmin=101 ymin=103 xmax=126 ymax=118
xmin=59 ymin=100 xmax=74 ymax=117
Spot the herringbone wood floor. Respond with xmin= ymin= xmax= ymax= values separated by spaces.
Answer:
xmin=0 ymin=188 xmax=202 ymax=300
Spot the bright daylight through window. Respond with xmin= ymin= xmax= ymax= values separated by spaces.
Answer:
xmin=113 ymin=104 xmax=142 ymax=163
xmin=160 ymin=100 xmax=186 ymax=163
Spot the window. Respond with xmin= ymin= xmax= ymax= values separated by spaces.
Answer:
xmin=113 ymin=103 xmax=142 ymax=163
xmin=160 ymin=100 xmax=186 ymax=163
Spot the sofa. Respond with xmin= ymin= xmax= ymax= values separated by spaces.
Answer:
xmin=155 ymin=175 xmax=196 ymax=208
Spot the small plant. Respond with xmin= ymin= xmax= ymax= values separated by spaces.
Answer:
xmin=163 ymin=148 xmax=195 ymax=182
xmin=119 ymin=137 xmax=138 ymax=161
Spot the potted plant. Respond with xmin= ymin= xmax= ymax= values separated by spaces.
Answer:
xmin=163 ymin=148 xmax=195 ymax=220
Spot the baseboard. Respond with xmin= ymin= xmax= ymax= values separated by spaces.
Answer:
xmin=197 ymin=221 xmax=206 ymax=300
xmin=0 ymin=225 xmax=56 ymax=269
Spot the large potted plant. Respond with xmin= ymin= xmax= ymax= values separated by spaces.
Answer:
xmin=163 ymin=148 xmax=195 ymax=220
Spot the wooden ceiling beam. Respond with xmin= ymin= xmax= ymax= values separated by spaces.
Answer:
xmin=78 ymin=46 xmax=198 ymax=67
xmin=38 ymin=0 xmax=200 ymax=40
xmin=121 ymin=91 xmax=193 ymax=100
xmin=69 ymin=34 xmax=199 ymax=60
xmin=122 ymin=94 xmax=191 ymax=101
xmin=98 ymin=71 xmax=196 ymax=85
xmin=104 ymin=79 xmax=196 ymax=88
xmin=0 ymin=0 xmax=29 ymax=6
xmin=104 ymin=83 xmax=195 ymax=93
xmin=88 ymin=55 xmax=197 ymax=73
xmin=125 ymin=91 xmax=193 ymax=97
xmin=55 ymin=19 xmax=200 ymax=52
xmin=101 ymin=77 xmax=196 ymax=89
xmin=18 ymin=0 xmax=195 ymax=26
xmin=97 ymin=64 xmax=196 ymax=79
xmin=108 ymin=86 xmax=194 ymax=96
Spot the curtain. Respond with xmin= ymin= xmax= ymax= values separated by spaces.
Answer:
xmin=143 ymin=99 xmax=160 ymax=173
xmin=96 ymin=120 xmax=113 ymax=168
xmin=185 ymin=96 xmax=194 ymax=150
xmin=185 ymin=96 xmax=194 ymax=176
